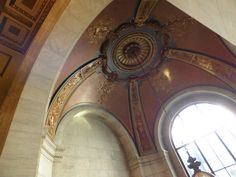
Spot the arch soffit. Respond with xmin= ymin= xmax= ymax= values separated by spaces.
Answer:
xmin=55 ymin=103 xmax=139 ymax=164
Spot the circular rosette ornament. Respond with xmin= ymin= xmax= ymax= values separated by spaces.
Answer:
xmin=102 ymin=22 xmax=164 ymax=80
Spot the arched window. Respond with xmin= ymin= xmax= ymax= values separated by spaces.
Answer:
xmin=171 ymin=103 xmax=236 ymax=177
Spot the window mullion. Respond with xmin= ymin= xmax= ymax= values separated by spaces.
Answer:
xmin=215 ymin=130 xmax=236 ymax=161
xmin=194 ymin=141 xmax=215 ymax=175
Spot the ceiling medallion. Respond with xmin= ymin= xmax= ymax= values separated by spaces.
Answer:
xmin=113 ymin=32 xmax=154 ymax=71
xmin=101 ymin=22 xmax=165 ymax=80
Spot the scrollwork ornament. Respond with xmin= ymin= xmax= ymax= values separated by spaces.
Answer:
xmin=97 ymin=79 xmax=114 ymax=104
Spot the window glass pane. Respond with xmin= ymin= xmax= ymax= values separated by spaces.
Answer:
xmin=172 ymin=116 xmax=185 ymax=148
xmin=171 ymin=103 xmax=236 ymax=177
xmin=178 ymin=148 xmax=193 ymax=176
xmin=217 ymin=128 xmax=236 ymax=159
xmin=206 ymin=133 xmax=228 ymax=156
xmin=227 ymin=165 xmax=236 ymax=177
xmin=215 ymin=169 xmax=231 ymax=177
xmin=197 ymin=138 xmax=216 ymax=160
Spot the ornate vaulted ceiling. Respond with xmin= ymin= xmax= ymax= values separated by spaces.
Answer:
xmin=0 ymin=0 xmax=236 ymax=157
xmin=46 ymin=0 xmax=236 ymax=156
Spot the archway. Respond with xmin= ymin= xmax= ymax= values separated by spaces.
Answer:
xmin=53 ymin=103 xmax=139 ymax=177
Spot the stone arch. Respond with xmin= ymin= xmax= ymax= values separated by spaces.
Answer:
xmin=0 ymin=1 xmax=112 ymax=177
xmin=54 ymin=103 xmax=139 ymax=176
xmin=154 ymin=86 xmax=236 ymax=177
xmin=56 ymin=103 xmax=139 ymax=163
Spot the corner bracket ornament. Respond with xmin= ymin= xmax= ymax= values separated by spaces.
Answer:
xmin=46 ymin=59 xmax=103 ymax=138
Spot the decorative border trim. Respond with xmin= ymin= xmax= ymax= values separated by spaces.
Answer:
xmin=46 ymin=59 xmax=103 ymax=137
xmin=129 ymin=79 xmax=156 ymax=155
xmin=134 ymin=0 xmax=158 ymax=26
xmin=164 ymin=49 xmax=236 ymax=89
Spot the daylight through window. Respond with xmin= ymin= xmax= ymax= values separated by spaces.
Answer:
xmin=171 ymin=103 xmax=236 ymax=177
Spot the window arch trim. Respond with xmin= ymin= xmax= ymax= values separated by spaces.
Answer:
xmin=154 ymin=86 xmax=236 ymax=177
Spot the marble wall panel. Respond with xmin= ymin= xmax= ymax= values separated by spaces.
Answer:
xmin=53 ymin=116 xmax=130 ymax=177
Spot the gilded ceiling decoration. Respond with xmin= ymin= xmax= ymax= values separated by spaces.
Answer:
xmin=97 ymin=79 xmax=114 ymax=104
xmin=163 ymin=16 xmax=194 ymax=37
xmin=47 ymin=59 xmax=103 ymax=137
xmin=87 ymin=17 xmax=114 ymax=45
xmin=129 ymin=79 xmax=156 ymax=155
xmin=113 ymin=33 xmax=154 ymax=71
xmin=164 ymin=49 xmax=236 ymax=89
xmin=134 ymin=0 xmax=158 ymax=26
xmin=46 ymin=0 xmax=236 ymax=157
xmin=102 ymin=22 xmax=163 ymax=80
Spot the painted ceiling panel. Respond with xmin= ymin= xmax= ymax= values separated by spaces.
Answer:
xmin=47 ymin=0 xmax=236 ymax=155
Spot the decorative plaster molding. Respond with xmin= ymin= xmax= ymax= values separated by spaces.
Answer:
xmin=97 ymin=79 xmax=114 ymax=104
xmin=46 ymin=59 xmax=103 ymax=137
xmin=164 ymin=49 xmax=236 ymax=89
xmin=134 ymin=0 xmax=158 ymax=27
xmin=129 ymin=79 xmax=157 ymax=156
xmin=87 ymin=17 xmax=113 ymax=44
xmin=162 ymin=17 xmax=195 ymax=37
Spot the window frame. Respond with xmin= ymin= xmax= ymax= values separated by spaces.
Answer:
xmin=154 ymin=86 xmax=236 ymax=177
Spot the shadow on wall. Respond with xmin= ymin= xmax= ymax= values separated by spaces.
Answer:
xmin=54 ymin=103 xmax=139 ymax=177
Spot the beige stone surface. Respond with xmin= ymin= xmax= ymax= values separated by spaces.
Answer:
xmin=0 ymin=0 xmax=112 ymax=176
xmin=168 ymin=0 xmax=236 ymax=45
xmin=53 ymin=116 xmax=130 ymax=177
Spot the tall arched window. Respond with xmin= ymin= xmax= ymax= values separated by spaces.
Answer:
xmin=171 ymin=103 xmax=236 ymax=177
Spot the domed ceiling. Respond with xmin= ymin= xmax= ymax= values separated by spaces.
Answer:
xmin=41 ymin=0 xmax=236 ymax=156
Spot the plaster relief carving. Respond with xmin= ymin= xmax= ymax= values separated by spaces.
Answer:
xmin=87 ymin=17 xmax=114 ymax=44
xmin=97 ymin=79 xmax=114 ymax=104
xmin=47 ymin=59 xmax=103 ymax=137
xmin=162 ymin=17 xmax=195 ymax=37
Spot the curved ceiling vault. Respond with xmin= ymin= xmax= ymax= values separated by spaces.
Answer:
xmin=46 ymin=0 xmax=236 ymax=156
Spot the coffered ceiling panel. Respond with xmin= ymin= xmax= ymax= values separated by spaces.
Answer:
xmin=0 ymin=0 xmax=55 ymax=112
xmin=0 ymin=0 xmax=55 ymax=53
